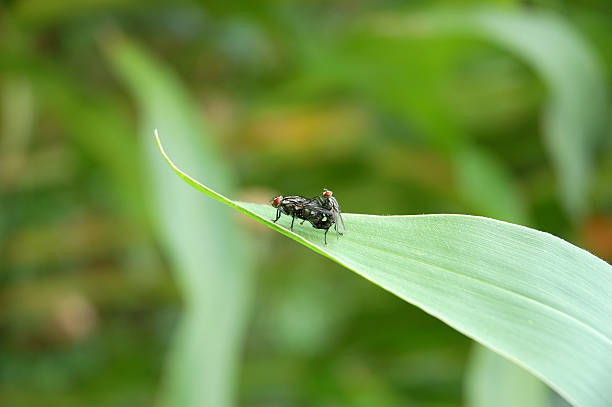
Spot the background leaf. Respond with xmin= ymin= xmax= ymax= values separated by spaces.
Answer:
xmin=371 ymin=8 xmax=608 ymax=219
xmin=157 ymin=133 xmax=612 ymax=407
xmin=105 ymin=39 xmax=253 ymax=407
xmin=453 ymin=146 xmax=528 ymax=225
xmin=465 ymin=344 xmax=550 ymax=407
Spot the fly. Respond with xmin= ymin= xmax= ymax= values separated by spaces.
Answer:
xmin=271 ymin=189 xmax=345 ymax=245
xmin=317 ymin=189 xmax=345 ymax=239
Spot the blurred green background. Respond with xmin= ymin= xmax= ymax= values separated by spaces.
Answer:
xmin=1 ymin=1 xmax=611 ymax=406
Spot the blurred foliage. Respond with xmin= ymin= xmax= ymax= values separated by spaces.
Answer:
xmin=1 ymin=0 xmax=610 ymax=406
xmin=105 ymin=39 xmax=254 ymax=407
xmin=465 ymin=344 xmax=549 ymax=407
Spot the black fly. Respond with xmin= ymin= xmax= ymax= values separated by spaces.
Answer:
xmin=271 ymin=195 xmax=318 ymax=230
xmin=316 ymin=189 xmax=345 ymax=239
xmin=271 ymin=189 xmax=345 ymax=245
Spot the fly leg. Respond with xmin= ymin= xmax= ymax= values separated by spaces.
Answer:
xmin=300 ymin=219 xmax=306 ymax=225
xmin=273 ymin=209 xmax=281 ymax=223
xmin=324 ymin=228 xmax=329 ymax=246
xmin=290 ymin=215 xmax=295 ymax=231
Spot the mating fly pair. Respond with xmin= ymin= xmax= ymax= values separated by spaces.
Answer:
xmin=271 ymin=189 xmax=345 ymax=245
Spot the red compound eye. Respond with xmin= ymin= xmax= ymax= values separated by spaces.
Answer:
xmin=323 ymin=190 xmax=333 ymax=197
xmin=273 ymin=196 xmax=282 ymax=207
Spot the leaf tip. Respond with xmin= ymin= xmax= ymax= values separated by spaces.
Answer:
xmin=154 ymin=128 xmax=165 ymax=156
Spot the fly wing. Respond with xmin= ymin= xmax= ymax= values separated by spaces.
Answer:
xmin=300 ymin=197 xmax=323 ymax=212
xmin=285 ymin=196 xmax=311 ymax=210
xmin=337 ymin=211 xmax=345 ymax=233
xmin=329 ymin=196 xmax=345 ymax=234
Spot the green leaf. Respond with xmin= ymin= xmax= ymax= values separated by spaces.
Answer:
xmin=156 ymin=133 xmax=612 ymax=407
xmin=105 ymin=39 xmax=253 ymax=407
